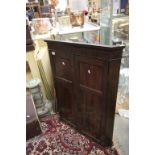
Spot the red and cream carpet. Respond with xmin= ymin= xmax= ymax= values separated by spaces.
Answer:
xmin=26 ymin=115 xmax=119 ymax=155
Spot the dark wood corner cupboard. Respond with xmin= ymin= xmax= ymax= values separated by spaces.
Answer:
xmin=45 ymin=40 xmax=124 ymax=147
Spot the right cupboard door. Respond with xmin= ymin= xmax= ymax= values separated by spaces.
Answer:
xmin=75 ymin=56 xmax=108 ymax=139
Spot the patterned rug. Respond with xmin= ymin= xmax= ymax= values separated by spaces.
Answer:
xmin=26 ymin=115 xmax=119 ymax=155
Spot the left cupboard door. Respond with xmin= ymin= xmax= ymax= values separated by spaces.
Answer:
xmin=49 ymin=51 xmax=75 ymax=124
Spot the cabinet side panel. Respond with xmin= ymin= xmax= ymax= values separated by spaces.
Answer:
xmin=104 ymin=59 xmax=122 ymax=145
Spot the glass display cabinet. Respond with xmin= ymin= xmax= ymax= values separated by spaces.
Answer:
xmin=112 ymin=15 xmax=129 ymax=68
xmin=100 ymin=0 xmax=129 ymax=110
xmin=100 ymin=0 xmax=129 ymax=46
xmin=100 ymin=0 xmax=129 ymax=65
xmin=112 ymin=16 xmax=129 ymax=44
xmin=100 ymin=0 xmax=112 ymax=45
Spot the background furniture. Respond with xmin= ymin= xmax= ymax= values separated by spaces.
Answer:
xmin=26 ymin=39 xmax=55 ymax=101
xmin=26 ymin=78 xmax=50 ymax=117
xmin=26 ymin=2 xmax=41 ymax=19
xmin=46 ymin=40 xmax=124 ymax=146
xmin=26 ymin=38 xmax=56 ymax=117
xmin=26 ymin=47 xmax=47 ymax=99
xmin=40 ymin=5 xmax=52 ymax=17
xmin=26 ymin=95 xmax=42 ymax=140
xmin=99 ymin=0 xmax=129 ymax=48
xmin=56 ymin=22 xmax=100 ymax=44
xmin=26 ymin=19 xmax=35 ymax=51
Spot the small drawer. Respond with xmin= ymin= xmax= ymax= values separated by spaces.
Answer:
xmin=54 ymin=56 xmax=72 ymax=81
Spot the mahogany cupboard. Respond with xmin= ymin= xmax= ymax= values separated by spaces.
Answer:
xmin=45 ymin=40 xmax=124 ymax=146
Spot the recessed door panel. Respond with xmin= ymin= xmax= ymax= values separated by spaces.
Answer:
xmin=84 ymin=92 xmax=103 ymax=138
xmin=79 ymin=62 xmax=103 ymax=91
xmin=54 ymin=56 xmax=72 ymax=81
xmin=55 ymin=79 xmax=74 ymax=123
xmin=74 ymin=88 xmax=85 ymax=129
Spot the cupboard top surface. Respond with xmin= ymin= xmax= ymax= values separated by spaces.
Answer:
xmin=45 ymin=40 xmax=125 ymax=51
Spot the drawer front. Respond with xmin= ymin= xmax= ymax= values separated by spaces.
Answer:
xmin=54 ymin=56 xmax=72 ymax=81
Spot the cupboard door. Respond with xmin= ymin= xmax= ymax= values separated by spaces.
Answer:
xmin=75 ymin=56 xmax=107 ymax=139
xmin=50 ymin=51 xmax=75 ymax=124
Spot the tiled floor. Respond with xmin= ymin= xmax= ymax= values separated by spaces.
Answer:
xmin=113 ymin=114 xmax=129 ymax=155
